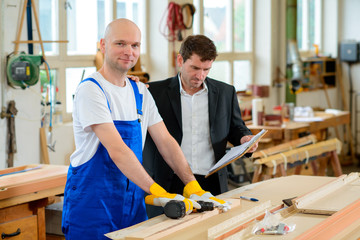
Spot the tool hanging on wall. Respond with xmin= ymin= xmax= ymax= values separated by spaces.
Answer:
xmin=6 ymin=52 xmax=44 ymax=89
xmin=159 ymin=2 xmax=196 ymax=41
xmin=159 ymin=2 xmax=196 ymax=74
xmin=0 ymin=101 xmax=18 ymax=168
xmin=181 ymin=4 xmax=196 ymax=30
xmin=160 ymin=2 xmax=183 ymax=41
xmin=9 ymin=0 xmax=68 ymax=155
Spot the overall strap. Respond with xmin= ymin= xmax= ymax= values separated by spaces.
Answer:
xmin=129 ymin=80 xmax=143 ymax=120
xmin=80 ymin=78 xmax=111 ymax=112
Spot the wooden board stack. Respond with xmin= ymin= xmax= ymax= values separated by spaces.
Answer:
xmin=106 ymin=173 xmax=360 ymax=240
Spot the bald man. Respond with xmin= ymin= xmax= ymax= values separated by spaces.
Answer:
xmin=61 ymin=19 xmax=229 ymax=240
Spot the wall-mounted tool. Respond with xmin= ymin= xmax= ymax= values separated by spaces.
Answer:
xmin=0 ymin=101 xmax=18 ymax=168
xmin=164 ymin=200 xmax=214 ymax=219
xmin=6 ymin=52 xmax=44 ymax=89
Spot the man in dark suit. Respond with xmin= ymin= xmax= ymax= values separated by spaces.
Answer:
xmin=143 ymin=35 xmax=257 ymax=218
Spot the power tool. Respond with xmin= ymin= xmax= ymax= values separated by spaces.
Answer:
xmin=6 ymin=53 xmax=44 ymax=89
xmin=164 ymin=200 xmax=214 ymax=219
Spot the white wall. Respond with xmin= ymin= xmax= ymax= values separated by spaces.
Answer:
xmin=0 ymin=1 xmax=42 ymax=168
xmin=0 ymin=0 xmax=74 ymax=168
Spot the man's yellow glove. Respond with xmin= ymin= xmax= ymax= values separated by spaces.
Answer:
xmin=183 ymin=180 xmax=231 ymax=212
xmin=145 ymin=183 xmax=201 ymax=215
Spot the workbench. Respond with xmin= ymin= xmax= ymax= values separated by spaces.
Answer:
xmin=106 ymin=173 xmax=360 ymax=239
xmin=0 ymin=164 xmax=68 ymax=240
xmin=247 ymin=111 xmax=350 ymax=145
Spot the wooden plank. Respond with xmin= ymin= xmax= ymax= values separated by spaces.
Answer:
xmin=295 ymin=198 xmax=360 ymax=240
xmin=0 ymin=175 xmax=66 ymax=200
xmin=307 ymin=112 xmax=350 ymax=132
xmin=248 ymin=127 xmax=284 ymax=140
xmin=330 ymin=150 xmax=343 ymax=176
xmin=284 ymin=125 xmax=310 ymax=141
xmin=293 ymin=173 xmax=360 ymax=215
xmin=106 ymin=199 xmax=240 ymax=240
xmin=225 ymin=207 xmax=328 ymax=240
xmin=254 ymin=138 xmax=341 ymax=167
xmin=207 ymin=200 xmax=272 ymax=240
xmin=30 ymin=198 xmax=48 ymax=240
xmin=0 ymin=165 xmax=67 ymax=207
xmin=14 ymin=0 xmax=28 ymax=53
xmin=210 ymin=204 xmax=284 ymax=240
xmin=0 ymin=165 xmax=68 ymax=188
xmin=331 ymin=217 xmax=360 ymax=239
xmin=0 ymin=164 xmax=38 ymax=176
xmin=139 ymin=175 xmax=335 ymax=240
xmin=40 ymin=128 xmax=50 ymax=164
xmin=0 ymin=202 xmax=33 ymax=222
xmin=252 ymin=134 xmax=317 ymax=159
xmin=0 ymin=186 xmax=65 ymax=209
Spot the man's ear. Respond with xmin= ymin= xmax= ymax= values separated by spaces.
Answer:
xmin=100 ymin=38 xmax=106 ymax=54
xmin=177 ymin=54 xmax=183 ymax=68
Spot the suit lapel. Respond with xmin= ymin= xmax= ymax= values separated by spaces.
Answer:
xmin=168 ymin=77 xmax=182 ymax=131
xmin=207 ymin=79 xmax=219 ymax=132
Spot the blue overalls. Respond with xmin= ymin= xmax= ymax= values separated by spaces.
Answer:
xmin=62 ymin=78 xmax=147 ymax=240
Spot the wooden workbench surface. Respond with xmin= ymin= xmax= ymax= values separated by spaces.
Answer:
xmin=0 ymin=164 xmax=68 ymax=208
xmin=107 ymin=175 xmax=337 ymax=240
xmin=166 ymin=175 xmax=335 ymax=240
xmin=0 ymin=164 xmax=68 ymax=240
xmin=246 ymin=111 xmax=350 ymax=144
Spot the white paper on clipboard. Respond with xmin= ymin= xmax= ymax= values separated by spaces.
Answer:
xmin=206 ymin=129 xmax=267 ymax=177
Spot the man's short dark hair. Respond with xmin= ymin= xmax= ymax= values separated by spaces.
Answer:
xmin=179 ymin=35 xmax=218 ymax=62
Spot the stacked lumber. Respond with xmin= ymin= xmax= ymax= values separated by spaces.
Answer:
xmin=105 ymin=199 xmax=240 ymax=240
xmin=0 ymin=164 xmax=68 ymax=208
xmin=105 ymin=174 xmax=360 ymax=239
xmin=252 ymin=138 xmax=342 ymax=182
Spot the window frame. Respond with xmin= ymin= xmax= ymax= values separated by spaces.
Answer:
xmin=297 ymin=0 xmax=322 ymax=58
xmin=193 ymin=0 xmax=254 ymax=90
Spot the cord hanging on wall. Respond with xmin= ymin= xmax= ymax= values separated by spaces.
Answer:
xmin=159 ymin=2 xmax=196 ymax=42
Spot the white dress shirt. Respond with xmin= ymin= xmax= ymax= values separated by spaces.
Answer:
xmin=178 ymin=76 xmax=216 ymax=175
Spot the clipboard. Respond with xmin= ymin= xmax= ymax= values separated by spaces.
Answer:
xmin=205 ymin=129 xmax=268 ymax=178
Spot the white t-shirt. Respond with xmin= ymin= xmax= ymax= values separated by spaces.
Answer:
xmin=70 ymin=72 xmax=162 ymax=167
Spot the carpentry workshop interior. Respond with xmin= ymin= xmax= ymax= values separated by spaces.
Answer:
xmin=1 ymin=0 xmax=360 ymax=239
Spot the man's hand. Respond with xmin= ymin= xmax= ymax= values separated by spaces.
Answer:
xmin=240 ymin=135 xmax=258 ymax=153
xmin=127 ymin=75 xmax=149 ymax=88
xmin=145 ymin=183 xmax=200 ymax=215
xmin=183 ymin=180 xmax=231 ymax=212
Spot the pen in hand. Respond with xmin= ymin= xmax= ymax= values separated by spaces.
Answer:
xmin=240 ymin=196 xmax=259 ymax=202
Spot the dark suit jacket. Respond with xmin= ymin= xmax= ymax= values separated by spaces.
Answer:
xmin=143 ymin=76 xmax=252 ymax=194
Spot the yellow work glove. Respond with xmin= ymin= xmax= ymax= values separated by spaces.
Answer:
xmin=145 ymin=183 xmax=201 ymax=215
xmin=183 ymin=180 xmax=231 ymax=212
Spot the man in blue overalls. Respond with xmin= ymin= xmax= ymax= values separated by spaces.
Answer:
xmin=62 ymin=19 xmax=230 ymax=240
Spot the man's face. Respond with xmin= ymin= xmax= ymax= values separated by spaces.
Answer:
xmin=178 ymin=54 xmax=213 ymax=93
xmin=101 ymin=23 xmax=141 ymax=73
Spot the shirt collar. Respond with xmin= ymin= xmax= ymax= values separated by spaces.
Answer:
xmin=178 ymin=73 xmax=208 ymax=95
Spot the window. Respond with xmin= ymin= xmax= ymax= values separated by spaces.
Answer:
xmin=39 ymin=0 xmax=146 ymax=122
xmin=65 ymin=67 xmax=96 ymax=113
xmin=116 ymin=0 xmax=146 ymax=53
xmin=66 ymin=0 xmax=112 ymax=55
xmin=193 ymin=0 xmax=253 ymax=91
xmin=39 ymin=0 xmax=58 ymax=55
xmin=297 ymin=0 xmax=322 ymax=52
